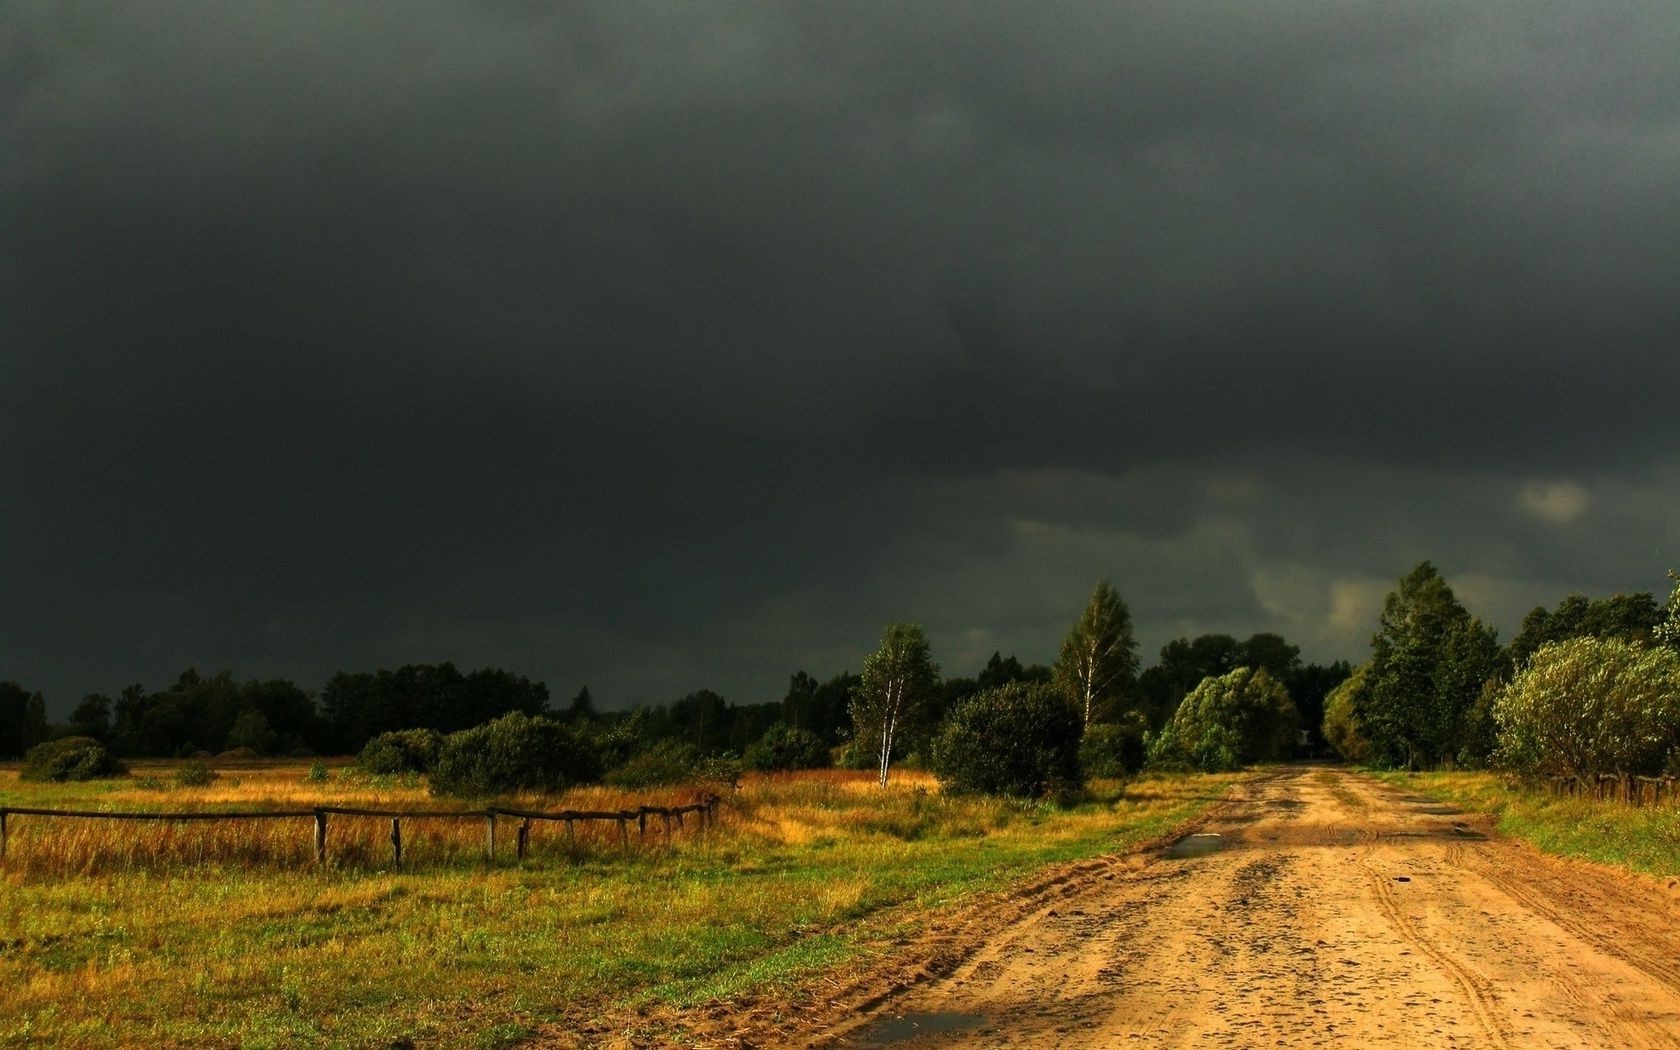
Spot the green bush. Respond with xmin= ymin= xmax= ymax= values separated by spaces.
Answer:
xmin=358 ymin=728 xmax=444 ymax=775
xmin=1494 ymin=636 xmax=1680 ymax=778
xmin=1079 ymin=712 xmax=1148 ymax=778
xmin=20 ymin=736 xmax=127 ymax=782
xmin=1149 ymin=667 xmax=1298 ymax=772
xmin=930 ymin=682 xmax=1083 ymax=798
xmin=1321 ymin=665 xmax=1373 ymax=764
xmin=174 ymin=759 xmax=217 ymax=787
xmin=429 ymin=713 xmax=600 ymax=797
xmin=743 ymin=724 xmax=832 ymax=771
xmin=604 ymin=739 xmax=702 ymax=788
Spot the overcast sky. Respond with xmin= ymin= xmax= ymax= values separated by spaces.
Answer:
xmin=4 ymin=2 xmax=1677 ymax=711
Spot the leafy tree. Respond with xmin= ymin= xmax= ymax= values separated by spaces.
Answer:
xmin=1357 ymin=562 xmax=1501 ymax=768
xmin=21 ymin=736 xmax=127 ymax=782
xmin=358 ymin=728 xmax=444 ymax=774
xmin=1282 ymin=660 xmax=1351 ymax=746
xmin=224 ymin=710 xmax=276 ymax=753
xmin=743 ymin=724 xmax=831 ymax=771
xmin=69 ymin=693 xmax=113 ymax=741
xmin=850 ymin=623 xmax=939 ymax=787
xmin=931 ymin=682 xmax=1083 ymax=798
xmin=1321 ymin=666 xmax=1372 ymax=764
xmin=1494 ymin=637 xmax=1680 ymax=778
xmin=429 ymin=712 xmax=599 ymax=797
xmin=1149 ymin=667 xmax=1298 ymax=772
xmin=1053 ymin=581 xmax=1140 ymax=726
xmin=1658 ymin=571 xmax=1680 ymax=652
xmin=1508 ymin=591 xmax=1663 ymax=667
xmin=1080 ymin=711 xmax=1149 ymax=777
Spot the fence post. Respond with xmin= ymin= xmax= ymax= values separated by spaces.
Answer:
xmin=637 ymin=809 xmax=647 ymax=839
xmin=616 ymin=816 xmax=628 ymax=848
xmin=517 ymin=818 xmax=531 ymax=860
xmin=485 ymin=810 xmax=498 ymax=862
xmin=314 ymin=810 xmax=328 ymax=867
xmin=390 ymin=818 xmax=402 ymax=870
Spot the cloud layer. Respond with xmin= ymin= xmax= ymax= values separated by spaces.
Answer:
xmin=4 ymin=2 xmax=1677 ymax=708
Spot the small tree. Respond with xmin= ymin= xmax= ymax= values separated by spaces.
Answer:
xmin=1149 ymin=667 xmax=1298 ymax=772
xmin=358 ymin=728 xmax=444 ymax=774
xmin=850 ymin=623 xmax=939 ymax=787
xmin=1494 ymin=636 xmax=1680 ymax=778
xmin=1053 ymin=581 xmax=1140 ymax=727
xmin=1080 ymin=711 xmax=1149 ymax=778
xmin=743 ymin=724 xmax=831 ymax=771
xmin=1321 ymin=665 xmax=1372 ymax=764
xmin=429 ymin=712 xmax=600 ymax=797
xmin=1658 ymin=571 xmax=1680 ymax=652
xmin=931 ymin=682 xmax=1083 ymax=797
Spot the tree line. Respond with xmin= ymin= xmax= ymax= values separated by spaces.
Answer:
xmin=1322 ymin=562 xmax=1680 ymax=778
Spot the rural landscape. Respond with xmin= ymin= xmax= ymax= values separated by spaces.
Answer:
xmin=6 ymin=3 xmax=1680 ymax=1047
xmin=6 ymin=566 xmax=1680 ymax=1046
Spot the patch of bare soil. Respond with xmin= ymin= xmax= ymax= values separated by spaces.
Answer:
xmin=668 ymin=766 xmax=1680 ymax=1049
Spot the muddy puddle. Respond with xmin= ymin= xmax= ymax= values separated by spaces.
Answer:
xmin=853 ymin=1011 xmax=985 ymax=1044
xmin=1164 ymin=833 xmax=1225 ymax=859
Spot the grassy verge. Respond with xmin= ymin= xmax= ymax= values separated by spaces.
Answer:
xmin=1374 ymin=770 xmax=1680 ymax=876
xmin=2 ymin=765 xmax=1238 ymax=1047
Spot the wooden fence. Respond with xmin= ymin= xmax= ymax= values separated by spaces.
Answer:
xmin=0 ymin=795 xmax=719 ymax=869
xmin=1544 ymin=774 xmax=1679 ymax=805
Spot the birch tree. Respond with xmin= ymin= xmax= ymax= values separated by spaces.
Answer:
xmin=850 ymin=622 xmax=939 ymax=787
xmin=1053 ymin=581 xmax=1140 ymax=727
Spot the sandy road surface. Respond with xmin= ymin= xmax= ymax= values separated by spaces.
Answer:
xmin=821 ymin=767 xmax=1680 ymax=1048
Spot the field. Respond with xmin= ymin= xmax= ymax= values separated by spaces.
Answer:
xmin=0 ymin=762 xmax=1238 ymax=1048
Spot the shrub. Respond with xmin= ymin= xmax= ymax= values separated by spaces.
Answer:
xmin=1079 ymin=712 xmax=1148 ymax=778
xmin=429 ymin=713 xmax=600 ymax=797
xmin=743 ymin=724 xmax=832 ymax=771
xmin=930 ymin=682 xmax=1083 ymax=798
xmin=604 ymin=739 xmax=702 ymax=788
xmin=304 ymin=761 xmax=330 ymax=783
xmin=1149 ymin=667 xmax=1298 ymax=772
xmin=1494 ymin=636 xmax=1680 ymax=778
xmin=1321 ymin=666 xmax=1373 ymax=764
xmin=358 ymin=728 xmax=444 ymax=775
xmin=174 ymin=759 xmax=217 ymax=787
xmin=20 ymin=736 xmax=127 ymax=782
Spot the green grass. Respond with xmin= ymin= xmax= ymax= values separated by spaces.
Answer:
xmin=1 ymin=765 xmax=1237 ymax=1047
xmin=1375 ymin=770 xmax=1680 ymax=876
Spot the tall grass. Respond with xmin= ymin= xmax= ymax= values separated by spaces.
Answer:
xmin=1 ymin=762 xmax=1238 ymax=1047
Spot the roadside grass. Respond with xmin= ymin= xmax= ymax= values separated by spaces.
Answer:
xmin=1 ymin=764 xmax=1239 ymax=1047
xmin=1374 ymin=770 xmax=1680 ymax=876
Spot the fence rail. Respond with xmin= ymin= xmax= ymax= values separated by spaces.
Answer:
xmin=1543 ymin=774 xmax=1678 ymax=805
xmin=0 ymin=795 xmax=720 ymax=868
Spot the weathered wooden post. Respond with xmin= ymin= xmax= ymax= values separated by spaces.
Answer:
xmin=637 ymin=809 xmax=647 ymax=839
xmin=616 ymin=815 xmax=628 ymax=848
xmin=485 ymin=810 xmax=497 ymax=862
xmin=517 ymin=818 xmax=531 ymax=860
xmin=390 ymin=818 xmax=403 ymax=869
xmin=314 ymin=810 xmax=328 ymax=867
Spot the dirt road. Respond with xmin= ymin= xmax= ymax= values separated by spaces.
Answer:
xmin=821 ymin=767 xmax=1680 ymax=1048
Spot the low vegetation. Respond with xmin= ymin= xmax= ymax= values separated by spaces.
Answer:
xmin=0 ymin=761 xmax=1240 ymax=1047
xmin=20 ymin=736 xmax=126 ymax=782
xmin=931 ymin=682 xmax=1083 ymax=798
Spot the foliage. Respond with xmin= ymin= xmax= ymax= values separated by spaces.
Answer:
xmin=930 ymin=682 xmax=1084 ymax=798
xmin=1079 ymin=711 xmax=1149 ymax=778
xmin=1357 ymin=562 xmax=1502 ymax=768
xmin=743 ymin=724 xmax=831 ymax=771
xmin=429 ymin=712 xmax=600 ymax=797
xmin=1320 ymin=666 xmax=1372 ymax=764
xmin=603 ymin=739 xmax=703 ymax=787
xmin=779 ymin=670 xmax=860 ymax=746
xmin=850 ymin=623 xmax=940 ymax=787
xmin=320 ymin=663 xmax=548 ymax=752
xmin=20 ymin=736 xmax=128 ymax=782
xmin=224 ymin=709 xmax=277 ymax=753
xmin=1493 ymin=636 xmax=1680 ymax=778
xmin=1052 ymin=581 xmax=1140 ymax=726
xmin=0 ymin=681 xmax=50 ymax=758
xmin=1508 ymin=591 xmax=1663 ymax=668
xmin=174 ymin=759 xmax=217 ymax=787
xmin=1659 ymin=571 xmax=1680 ymax=652
xmin=357 ymin=728 xmax=444 ymax=774
xmin=1149 ymin=667 xmax=1298 ymax=772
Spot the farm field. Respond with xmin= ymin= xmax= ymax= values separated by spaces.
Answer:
xmin=0 ymin=762 xmax=1236 ymax=1048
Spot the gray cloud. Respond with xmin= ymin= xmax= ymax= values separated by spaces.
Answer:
xmin=3 ymin=1 xmax=1678 ymax=709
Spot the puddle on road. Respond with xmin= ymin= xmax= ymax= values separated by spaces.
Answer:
xmin=1415 ymin=804 xmax=1463 ymax=816
xmin=1268 ymin=799 xmax=1306 ymax=809
xmin=1165 ymin=833 xmax=1225 ymax=859
xmin=854 ymin=1011 xmax=985 ymax=1045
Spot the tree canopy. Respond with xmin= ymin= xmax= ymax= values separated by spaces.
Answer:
xmin=1053 ymin=581 xmax=1140 ymax=727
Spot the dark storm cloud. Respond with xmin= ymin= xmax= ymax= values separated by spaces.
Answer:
xmin=4 ymin=1 xmax=1678 ymax=708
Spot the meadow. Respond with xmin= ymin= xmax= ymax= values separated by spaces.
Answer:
xmin=1377 ymin=770 xmax=1680 ymax=876
xmin=0 ymin=761 xmax=1238 ymax=1047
